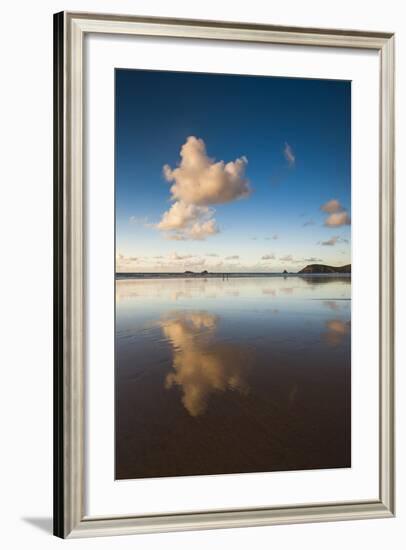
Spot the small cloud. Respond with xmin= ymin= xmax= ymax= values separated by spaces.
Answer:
xmin=170 ymin=252 xmax=194 ymax=260
xmin=303 ymin=219 xmax=315 ymax=227
xmin=320 ymin=236 xmax=340 ymax=246
xmin=205 ymin=253 xmax=219 ymax=257
xmin=250 ymin=236 xmax=258 ymax=240
xmin=319 ymin=235 xmax=348 ymax=246
xmin=261 ymin=253 xmax=275 ymax=260
xmin=303 ymin=257 xmax=323 ymax=262
xmin=129 ymin=215 xmax=149 ymax=225
xmin=225 ymin=255 xmax=239 ymax=260
xmin=116 ymin=252 xmax=139 ymax=271
xmin=320 ymin=199 xmax=351 ymax=227
xmin=280 ymin=254 xmax=293 ymax=262
xmin=284 ymin=142 xmax=296 ymax=167
xmin=324 ymin=211 xmax=351 ymax=227
xmin=321 ymin=199 xmax=343 ymax=214
xmin=184 ymin=258 xmax=206 ymax=268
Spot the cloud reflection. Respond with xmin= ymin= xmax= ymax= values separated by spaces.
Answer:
xmin=323 ymin=300 xmax=339 ymax=311
xmin=323 ymin=319 xmax=351 ymax=346
xmin=159 ymin=311 xmax=251 ymax=416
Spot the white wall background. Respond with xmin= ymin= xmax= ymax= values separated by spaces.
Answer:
xmin=0 ymin=1 xmax=403 ymax=548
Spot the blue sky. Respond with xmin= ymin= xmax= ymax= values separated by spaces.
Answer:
xmin=116 ymin=69 xmax=351 ymax=273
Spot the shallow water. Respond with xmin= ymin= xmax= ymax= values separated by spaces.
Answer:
xmin=115 ymin=276 xmax=351 ymax=479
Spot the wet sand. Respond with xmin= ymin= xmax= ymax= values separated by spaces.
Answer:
xmin=115 ymin=275 xmax=351 ymax=479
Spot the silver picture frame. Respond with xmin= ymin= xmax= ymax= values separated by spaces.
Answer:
xmin=54 ymin=11 xmax=395 ymax=538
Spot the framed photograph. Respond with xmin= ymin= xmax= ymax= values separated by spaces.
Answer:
xmin=54 ymin=11 xmax=395 ymax=538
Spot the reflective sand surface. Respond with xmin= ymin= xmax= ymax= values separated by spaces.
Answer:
xmin=115 ymin=276 xmax=351 ymax=479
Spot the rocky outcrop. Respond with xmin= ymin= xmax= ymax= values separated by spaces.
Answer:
xmin=298 ymin=264 xmax=351 ymax=274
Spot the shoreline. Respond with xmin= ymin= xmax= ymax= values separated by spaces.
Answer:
xmin=116 ymin=272 xmax=352 ymax=280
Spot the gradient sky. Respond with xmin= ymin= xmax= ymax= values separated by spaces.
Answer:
xmin=115 ymin=69 xmax=351 ymax=273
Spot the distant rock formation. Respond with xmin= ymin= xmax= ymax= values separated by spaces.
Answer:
xmin=184 ymin=269 xmax=209 ymax=276
xmin=298 ymin=264 xmax=351 ymax=274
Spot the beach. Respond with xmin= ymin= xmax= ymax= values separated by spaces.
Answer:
xmin=115 ymin=274 xmax=351 ymax=480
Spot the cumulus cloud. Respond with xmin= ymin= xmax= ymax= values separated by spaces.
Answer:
xmin=284 ymin=142 xmax=296 ymax=167
xmin=225 ymin=255 xmax=239 ymax=260
xmin=163 ymin=136 xmax=250 ymax=206
xmin=261 ymin=253 xmax=275 ymax=260
xmin=156 ymin=201 xmax=219 ymax=241
xmin=321 ymin=199 xmax=342 ymax=213
xmin=324 ymin=211 xmax=351 ymax=227
xmin=320 ymin=199 xmax=351 ymax=227
xmin=157 ymin=136 xmax=249 ymax=240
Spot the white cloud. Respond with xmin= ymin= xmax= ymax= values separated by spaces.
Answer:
xmin=157 ymin=201 xmax=219 ymax=241
xmin=261 ymin=253 xmax=275 ymax=260
xmin=320 ymin=199 xmax=351 ymax=227
xmin=324 ymin=211 xmax=351 ymax=227
xmin=116 ymin=252 xmax=139 ymax=272
xmin=170 ymin=252 xmax=194 ymax=261
xmin=284 ymin=142 xmax=295 ymax=167
xmin=129 ymin=215 xmax=149 ymax=225
xmin=163 ymin=136 xmax=250 ymax=206
xmin=188 ymin=219 xmax=219 ymax=240
xmin=280 ymin=254 xmax=293 ymax=262
xmin=184 ymin=258 xmax=206 ymax=268
xmin=320 ymin=235 xmax=348 ymax=246
xmin=157 ymin=136 xmax=249 ymax=240
xmin=225 ymin=255 xmax=239 ymax=260
xmin=321 ymin=199 xmax=342 ymax=213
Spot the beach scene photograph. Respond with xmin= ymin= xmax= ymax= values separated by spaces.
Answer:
xmin=115 ymin=69 xmax=351 ymax=480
